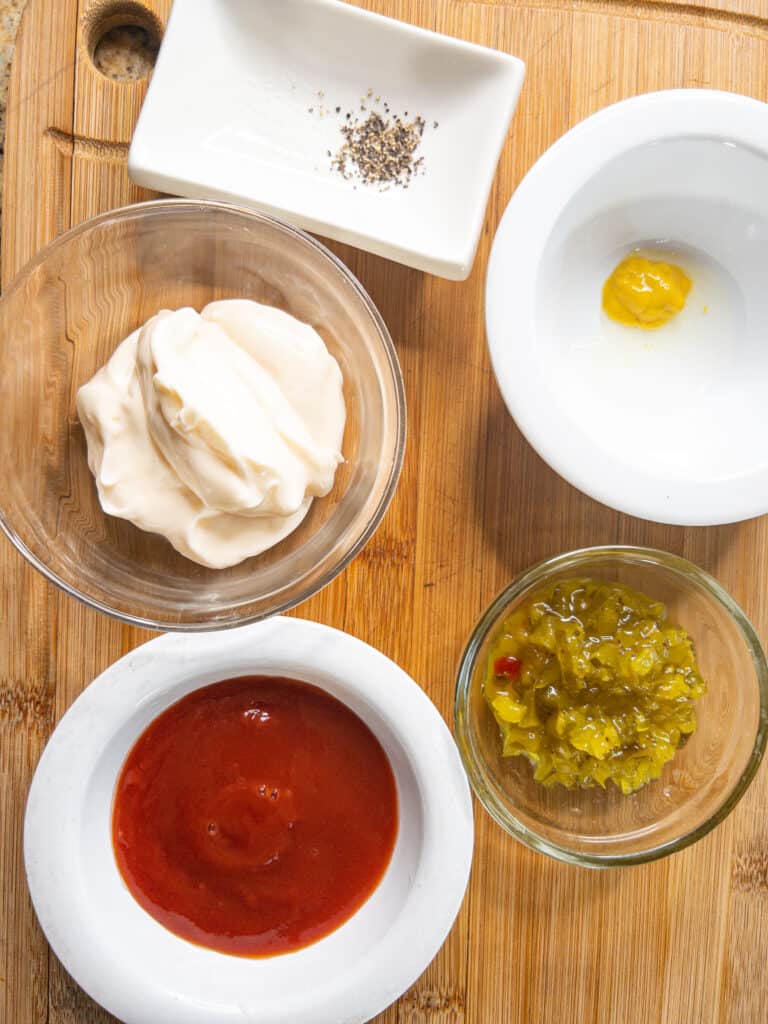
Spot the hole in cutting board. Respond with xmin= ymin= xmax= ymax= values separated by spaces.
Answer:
xmin=85 ymin=1 xmax=163 ymax=81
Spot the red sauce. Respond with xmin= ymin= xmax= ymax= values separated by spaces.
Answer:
xmin=112 ymin=676 xmax=398 ymax=957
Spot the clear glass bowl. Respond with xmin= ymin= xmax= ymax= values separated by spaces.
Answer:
xmin=454 ymin=547 xmax=768 ymax=866
xmin=0 ymin=200 xmax=405 ymax=630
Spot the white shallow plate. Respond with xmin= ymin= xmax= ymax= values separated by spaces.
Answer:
xmin=128 ymin=0 xmax=524 ymax=280
xmin=24 ymin=618 xmax=474 ymax=1024
xmin=486 ymin=89 xmax=768 ymax=525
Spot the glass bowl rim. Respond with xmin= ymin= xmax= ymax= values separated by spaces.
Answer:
xmin=0 ymin=198 xmax=406 ymax=632
xmin=454 ymin=544 xmax=768 ymax=868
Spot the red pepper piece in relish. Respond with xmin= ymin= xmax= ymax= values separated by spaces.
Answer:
xmin=494 ymin=655 xmax=522 ymax=680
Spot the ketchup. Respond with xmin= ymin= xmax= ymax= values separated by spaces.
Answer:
xmin=112 ymin=676 xmax=398 ymax=957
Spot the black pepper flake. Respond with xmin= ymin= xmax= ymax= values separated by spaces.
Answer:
xmin=330 ymin=108 xmax=428 ymax=190
xmin=308 ymin=90 xmax=434 ymax=190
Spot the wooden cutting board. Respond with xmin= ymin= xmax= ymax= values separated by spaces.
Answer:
xmin=2 ymin=0 xmax=768 ymax=1021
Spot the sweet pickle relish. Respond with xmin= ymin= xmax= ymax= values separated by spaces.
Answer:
xmin=484 ymin=578 xmax=706 ymax=794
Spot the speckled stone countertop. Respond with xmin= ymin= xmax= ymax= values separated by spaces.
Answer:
xmin=0 ymin=0 xmax=27 ymax=201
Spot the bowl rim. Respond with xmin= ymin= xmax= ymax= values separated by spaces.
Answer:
xmin=485 ymin=88 xmax=768 ymax=526
xmin=24 ymin=616 xmax=474 ymax=1024
xmin=0 ymin=197 xmax=406 ymax=632
xmin=454 ymin=544 xmax=768 ymax=867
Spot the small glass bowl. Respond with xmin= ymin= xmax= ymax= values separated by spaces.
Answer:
xmin=0 ymin=200 xmax=405 ymax=630
xmin=454 ymin=546 xmax=768 ymax=866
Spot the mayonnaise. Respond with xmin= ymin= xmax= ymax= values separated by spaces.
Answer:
xmin=76 ymin=300 xmax=346 ymax=569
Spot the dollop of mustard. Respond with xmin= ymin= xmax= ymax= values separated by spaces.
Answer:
xmin=603 ymin=255 xmax=691 ymax=329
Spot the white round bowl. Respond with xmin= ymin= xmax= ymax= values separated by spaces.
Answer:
xmin=24 ymin=618 xmax=473 ymax=1024
xmin=486 ymin=89 xmax=768 ymax=525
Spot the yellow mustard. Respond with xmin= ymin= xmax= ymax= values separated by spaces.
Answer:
xmin=602 ymin=255 xmax=691 ymax=329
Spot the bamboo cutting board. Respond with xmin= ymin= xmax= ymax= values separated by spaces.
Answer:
xmin=2 ymin=0 xmax=768 ymax=1021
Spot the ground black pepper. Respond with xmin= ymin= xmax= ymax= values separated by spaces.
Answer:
xmin=308 ymin=89 xmax=436 ymax=189
xmin=331 ymin=105 xmax=427 ymax=188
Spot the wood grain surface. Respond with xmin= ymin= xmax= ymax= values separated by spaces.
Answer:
xmin=2 ymin=0 xmax=768 ymax=1022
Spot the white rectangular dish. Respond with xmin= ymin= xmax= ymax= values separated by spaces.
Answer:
xmin=128 ymin=0 xmax=525 ymax=279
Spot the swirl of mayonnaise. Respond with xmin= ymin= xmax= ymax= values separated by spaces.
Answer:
xmin=77 ymin=300 xmax=345 ymax=568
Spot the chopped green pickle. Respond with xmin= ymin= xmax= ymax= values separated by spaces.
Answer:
xmin=484 ymin=578 xmax=706 ymax=794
